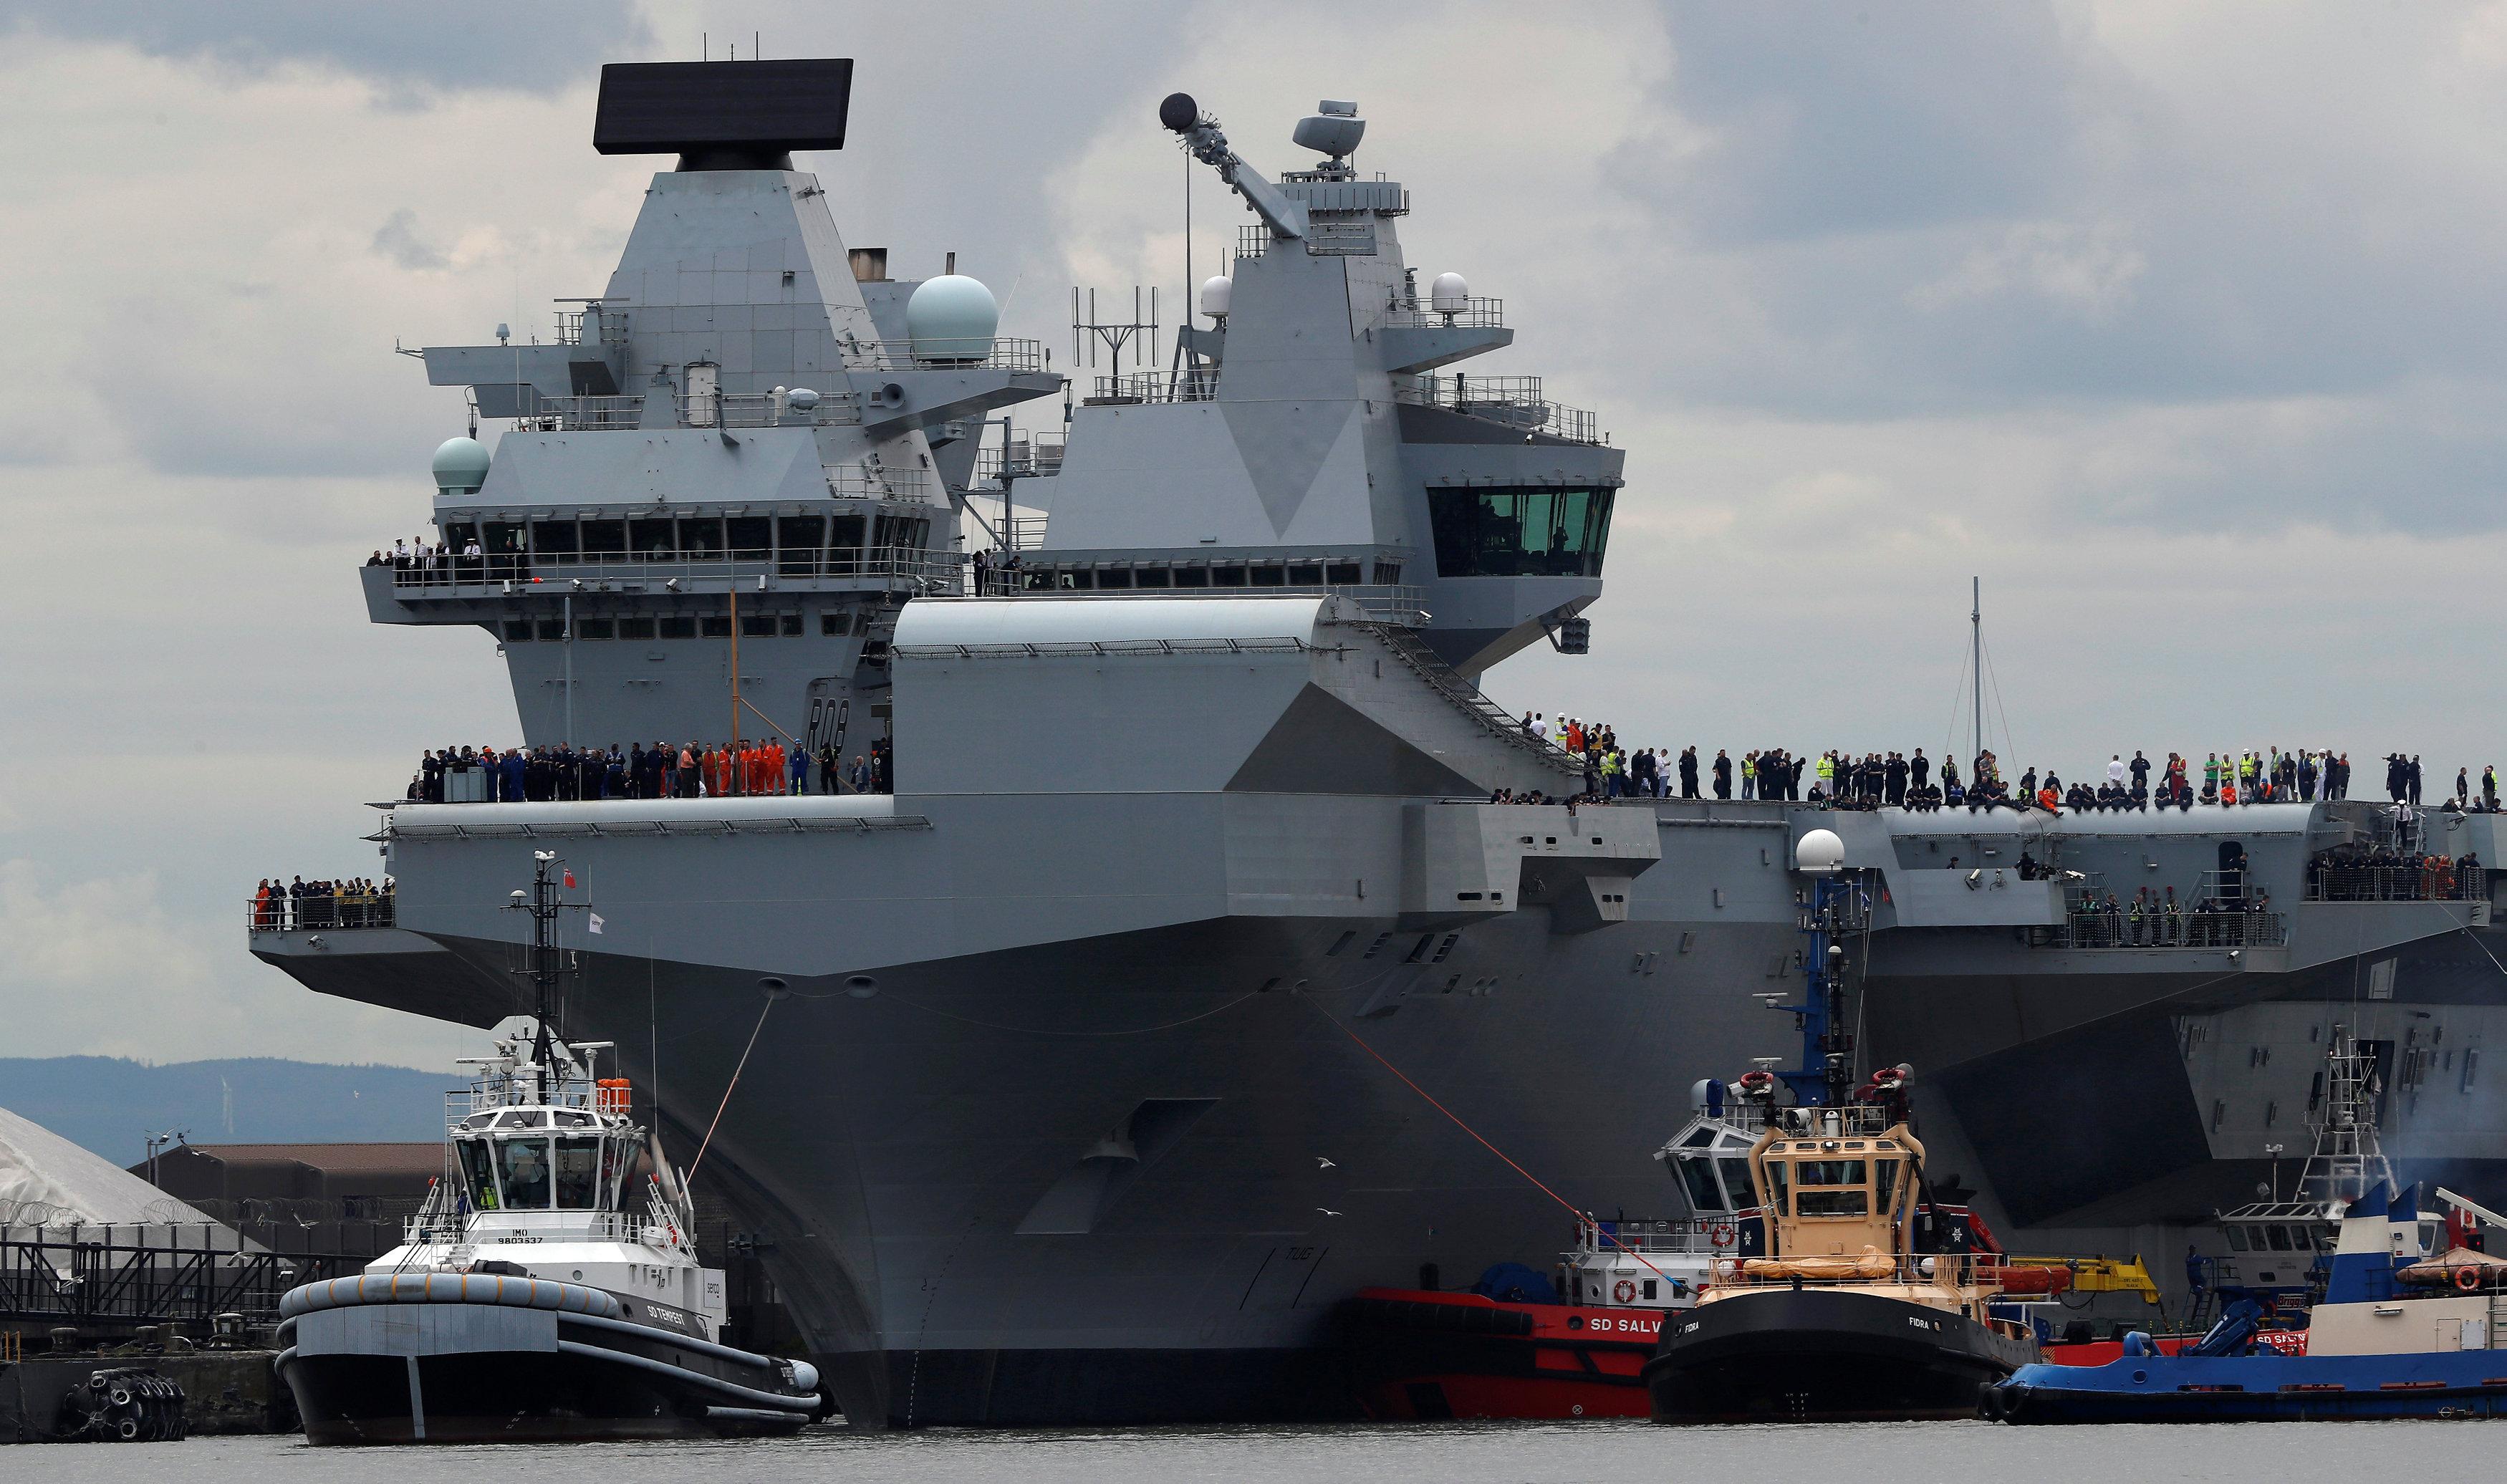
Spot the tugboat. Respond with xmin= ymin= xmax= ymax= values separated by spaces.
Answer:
xmin=1640 ymin=1066 xmax=2044 ymax=1422
xmin=1642 ymin=843 xmax=2043 ymax=1422
xmin=1342 ymin=1116 xmax=1748 ymax=1421
xmin=274 ymin=853 xmax=824 ymax=1443
xmin=1988 ymin=1183 xmax=2507 ymax=1422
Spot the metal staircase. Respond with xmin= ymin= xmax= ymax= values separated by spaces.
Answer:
xmin=1362 ymin=623 xmax=1582 ymax=779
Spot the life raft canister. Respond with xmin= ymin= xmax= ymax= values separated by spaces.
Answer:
xmin=1613 ymin=1278 xmax=1638 ymax=1304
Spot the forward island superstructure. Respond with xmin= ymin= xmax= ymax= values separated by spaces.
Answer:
xmin=254 ymin=59 xmax=2507 ymax=1427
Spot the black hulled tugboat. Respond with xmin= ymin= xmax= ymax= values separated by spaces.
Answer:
xmin=1642 ymin=840 xmax=2042 ymax=1422
xmin=274 ymin=853 xmax=825 ymax=1442
xmin=1640 ymin=1066 xmax=2041 ymax=1421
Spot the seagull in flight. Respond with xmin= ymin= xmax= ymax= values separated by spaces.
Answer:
xmin=1315 ymin=1208 xmax=1342 ymax=1218
xmin=1315 ymin=1157 xmax=1337 ymax=1169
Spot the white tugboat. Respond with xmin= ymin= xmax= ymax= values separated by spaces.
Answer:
xmin=274 ymin=854 xmax=824 ymax=1443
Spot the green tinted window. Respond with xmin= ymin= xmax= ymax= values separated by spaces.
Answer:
xmin=1428 ymin=486 xmax=1616 ymax=577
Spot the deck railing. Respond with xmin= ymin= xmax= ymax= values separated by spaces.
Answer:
xmin=382 ymin=546 xmax=962 ymax=593
xmin=2034 ymin=910 xmax=2286 ymax=950
xmin=2306 ymin=864 xmax=2490 ymax=902
xmin=246 ymin=892 xmax=394 ymax=933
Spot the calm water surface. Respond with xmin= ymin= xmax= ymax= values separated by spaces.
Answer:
xmin=19 ymin=1420 xmax=2490 ymax=1483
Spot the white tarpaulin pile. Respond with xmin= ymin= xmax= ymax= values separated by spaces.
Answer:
xmin=0 ymin=1104 xmax=221 ymax=1227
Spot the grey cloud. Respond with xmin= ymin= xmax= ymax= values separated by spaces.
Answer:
xmin=372 ymin=208 xmax=447 ymax=271
xmin=0 ymin=1 xmax=648 ymax=92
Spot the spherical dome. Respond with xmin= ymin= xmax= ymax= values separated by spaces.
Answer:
xmin=905 ymin=274 xmax=1000 ymax=364
xmin=1796 ymin=828 xmax=1847 ymax=875
xmin=1430 ymin=271 xmax=1470 ymax=314
xmin=431 ymin=436 xmax=490 ymax=493
xmin=1199 ymin=274 xmax=1233 ymax=319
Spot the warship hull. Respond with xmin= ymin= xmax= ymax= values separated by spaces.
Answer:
xmin=259 ymin=789 xmax=2507 ymax=1427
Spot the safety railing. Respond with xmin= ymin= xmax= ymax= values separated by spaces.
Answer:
xmin=382 ymin=545 xmax=961 ymax=592
xmin=0 ymin=1231 xmax=361 ymax=1326
xmin=977 ymin=434 xmax=1067 ymax=484
xmin=2306 ymin=864 xmax=2490 ymax=902
xmin=1579 ymin=1217 xmax=1740 ymax=1256
xmin=836 ymin=336 xmax=1049 ymax=373
xmin=2035 ymin=910 xmax=2286 ymax=949
xmin=1089 ymin=371 xmax=1218 ymax=404
xmin=247 ymin=892 xmax=395 ymax=933
xmin=1384 ymin=294 xmax=1506 ymax=329
xmin=554 ymin=308 xmax=630 ymax=348
xmin=1395 ymin=373 xmax=1602 ymax=445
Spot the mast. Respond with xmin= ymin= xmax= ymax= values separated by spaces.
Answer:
xmin=1971 ymin=577 xmax=1982 ymax=766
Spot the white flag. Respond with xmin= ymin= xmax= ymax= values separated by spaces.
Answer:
xmin=588 ymin=913 xmax=605 ymax=935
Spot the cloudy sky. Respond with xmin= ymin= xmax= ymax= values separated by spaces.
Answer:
xmin=2 ymin=1 xmax=2502 ymax=1071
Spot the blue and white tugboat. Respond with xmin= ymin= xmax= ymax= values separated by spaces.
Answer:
xmin=1989 ymin=1183 xmax=2507 ymax=1422
xmin=274 ymin=853 xmax=824 ymax=1443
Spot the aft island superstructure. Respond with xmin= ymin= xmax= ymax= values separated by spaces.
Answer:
xmin=254 ymin=59 xmax=2507 ymax=1427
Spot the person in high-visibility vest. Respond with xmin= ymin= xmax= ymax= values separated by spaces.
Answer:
xmin=1816 ymin=751 xmax=1836 ymax=799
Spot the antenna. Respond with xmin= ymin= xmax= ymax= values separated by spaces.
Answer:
xmin=1071 ymin=286 xmax=1160 ymax=394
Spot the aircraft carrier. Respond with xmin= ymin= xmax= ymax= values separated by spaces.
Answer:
xmin=253 ymin=58 xmax=2507 ymax=1427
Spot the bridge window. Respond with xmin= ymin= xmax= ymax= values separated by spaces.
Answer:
xmin=829 ymin=514 xmax=866 ymax=574
xmin=554 ymin=1137 xmax=602 ymax=1210
xmin=499 ymin=1137 xmax=552 ymax=1210
xmin=2225 ymin=1226 xmax=2249 ymax=1251
xmin=531 ymin=520 xmax=579 ymax=561
xmin=702 ymin=616 xmax=732 ymax=637
xmin=501 ymin=620 xmax=532 ymax=642
xmin=1173 ymin=567 xmax=1209 ymax=588
xmin=1288 ymin=563 xmax=1322 ymax=584
xmin=630 ymin=518 xmax=676 ymax=557
xmin=728 ymin=516 xmax=771 ymax=561
xmin=778 ymin=516 xmax=825 ymax=577
xmin=1718 ymin=1157 xmax=1756 ymax=1205
xmin=619 ymin=617 xmax=655 ymax=640
xmin=457 ymin=1140 xmax=499 ymax=1210
xmin=574 ymin=617 xmax=613 ymax=640
xmin=1793 ymin=1158 xmax=1869 ymax=1217
xmin=680 ymin=517 xmax=725 ymax=557
xmin=1251 ymin=564 xmax=1286 ymax=587
xmin=1327 ymin=562 xmax=1362 ymax=584
xmin=1212 ymin=565 xmax=1247 ymax=587
xmin=535 ymin=619 xmax=564 ymax=642
xmin=660 ymin=616 xmax=696 ymax=639
xmin=741 ymin=613 xmax=777 ymax=637
xmin=1428 ymin=486 xmax=1615 ymax=578
xmin=580 ymin=519 xmax=626 ymax=556
xmin=1678 ymin=1157 xmax=1726 ymax=1213
xmin=1135 ymin=568 xmax=1171 ymax=588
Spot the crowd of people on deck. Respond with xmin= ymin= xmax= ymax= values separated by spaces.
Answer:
xmin=1497 ymin=716 xmax=2503 ymax=819
xmin=2061 ymin=885 xmax=2285 ymax=948
xmin=2307 ymin=844 xmax=2488 ymax=902
xmin=407 ymin=736 xmax=892 ymax=803
xmin=252 ymin=876 xmax=393 ymax=931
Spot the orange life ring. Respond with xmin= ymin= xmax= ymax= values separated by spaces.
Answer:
xmin=1711 ymin=1225 xmax=1736 ymax=1248
xmin=2458 ymin=1266 xmax=2484 ymax=1293
xmin=1613 ymin=1278 xmax=1638 ymax=1304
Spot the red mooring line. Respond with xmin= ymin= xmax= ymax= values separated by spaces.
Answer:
xmin=1303 ymin=996 xmax=1674 ymax=1286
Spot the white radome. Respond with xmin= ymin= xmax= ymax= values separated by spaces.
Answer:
xmin=1796 ymin=828 xmax=1847 ymax=875
xmin=905 ymin=274 xmax=1000 ymax=363
xmin=1430 ymin=271 xmax=1469 ymax=314
xmin=1200 ymin=275 xmax=1232 ymax=319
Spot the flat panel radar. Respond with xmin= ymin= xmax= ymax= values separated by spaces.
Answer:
xmin=593 ymin=59 xmax=852 ymax=168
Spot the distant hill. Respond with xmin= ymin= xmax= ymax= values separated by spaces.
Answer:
xmin=0 ymin=1058 xmax=454 ymax=1167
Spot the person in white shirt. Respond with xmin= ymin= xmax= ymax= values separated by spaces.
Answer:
xmin=2107 ymin=754 xmax=2127 ymax=788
